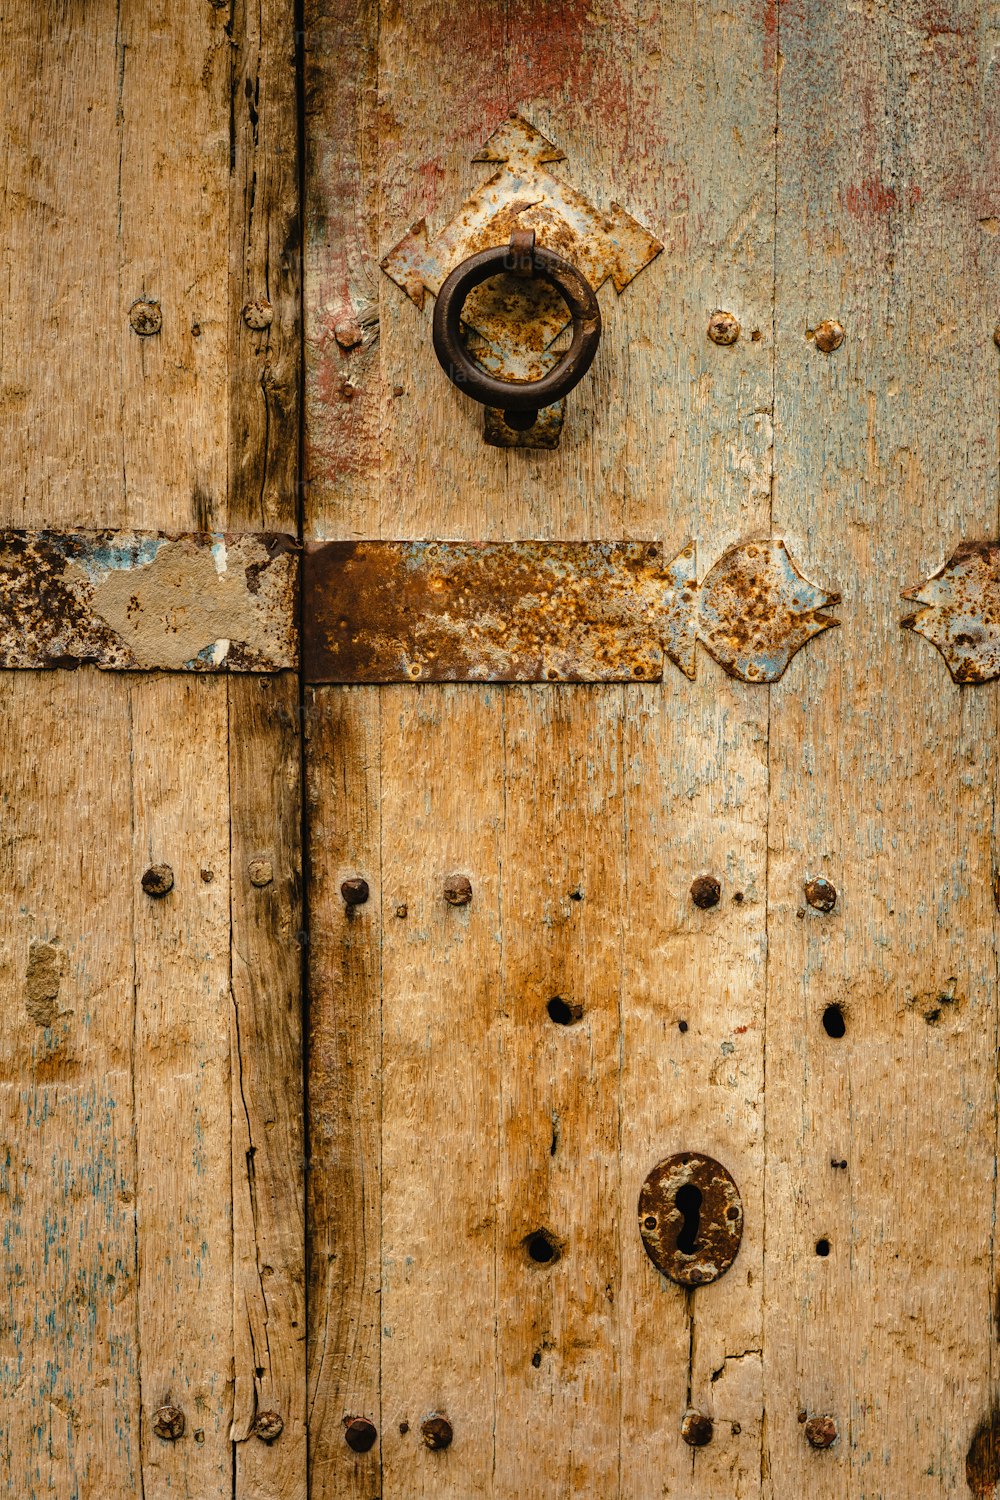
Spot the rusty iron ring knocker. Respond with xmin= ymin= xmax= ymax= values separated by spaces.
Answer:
xmin=431 ymin=228 xmax=602 ymax=431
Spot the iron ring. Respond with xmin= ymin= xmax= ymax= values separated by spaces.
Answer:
xmin=431 ymin=241 xmax=602 ymax=424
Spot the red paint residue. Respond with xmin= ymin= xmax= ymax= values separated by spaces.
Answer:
xmin=762 ymin=0 xmax=778 ymax=74
xmin=843 ymin=176 xmax=898 ymax=219
xmin=504 ymin=0 xmax=629 ymax=130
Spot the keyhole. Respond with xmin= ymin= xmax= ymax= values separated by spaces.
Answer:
xmin=675 ymin=1183 xmax=702 ymax=1254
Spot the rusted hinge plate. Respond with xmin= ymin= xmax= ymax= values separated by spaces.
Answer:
xmin=0 ymin=530 xmax=298 ymax=671
xmin=303 ymin=538 xmax=838 ymax=685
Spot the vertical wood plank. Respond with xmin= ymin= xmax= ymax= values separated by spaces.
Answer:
xmin=0 ymin=4 xmax=124 ymax=525
xmin=306 ymin=687 xmax=383 ymax=1500
xmin=229 ymin=675 xmax=305 ymax=1498
xmin=118 ymin=0 xmax=230 ymax=530
xmin=493 ymin=688 xmax=625 ymax=1500
xmin=378 ymin=685 xmax=504 ymax=1500
xmin=130 ymin=675 xmax=234 ymax=1498
xmin=617 ymin=3 xmax=775 ymax=1496
xmin=766 ymin=1 xmax=1000 ymax=1493
xmin=226 ymin=4 xmax=305 ymax=1491
xmin=0 ymin=675 xmax=139 ymax=1498
xmin=230 ymin=0 xmax=300 ymax=530
xmin=303 ymin=0 xmax=381 ymax=530
xmin=2 ymin=3 xmax=304 ymax=1497
xmin=620 ymin=675 xmax=769 ymax=1500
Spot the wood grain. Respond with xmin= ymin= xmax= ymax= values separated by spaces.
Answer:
xmin=377 ymin=686 xmax=504 ymax=1500
xmin=493 ymin=688 xmax=624 ymax=1499
xmin=765 ymin=1 xmax=1000 ymax=1494
xmin=0 ymin=675 xmax=139 ymax=1497
xmin=305 ymin=2 xmax=776 ymax=1495
xmin=130 ymin=675 xmax=234 ymax=1499
xmin=229 ymin=675 xmax=305 ymax=1499
xmin=306 ymin=686 xmax=383 ymax=1499
xmin=0 ymin=2 xmax=304 ymax=1496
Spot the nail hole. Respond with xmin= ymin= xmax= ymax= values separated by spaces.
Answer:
xmin=531 ymin=1350 xmax=542 ymax=1368
xmin=547 ymin=996 xmax=583 ymax=1026
xmin=815 ymin=1237 xmax=831 ymax=1257
xmin=822 ymin=1003 xmax=846 ymax=1038
xmin=524 ymin=1229 xmax=560 ymax=1264
xmin=675 ymin=1183 xmax=703 ymax=1254
xmin=569 ymin=888 xmax=584 ymax=901
xmin=678 ymin=1019 xmax=689 ymax=1033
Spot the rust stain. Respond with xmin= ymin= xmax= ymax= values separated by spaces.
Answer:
xmin=0 ymin=530 xmax=298 ymax=672
xmin=762 ymin=0 xmax=778 ymax=74
xmin=304 ymin=538 xmax=837 ymax=685
xmin=902 ymin=541 xmax=1000 ymax=683
xmin=697 ymin=540 xmax=840 ymax=682
xmin=304 ymin=540 xmax=669 ymax=684
xmin=638 ymin=1152 xmax=743 ymax=1286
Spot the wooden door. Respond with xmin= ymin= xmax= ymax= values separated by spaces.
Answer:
xmin=4 ymin=4 xmax=1000 ymax=1499
xmin=304 ymin=2 xmax=1000 ymax=1498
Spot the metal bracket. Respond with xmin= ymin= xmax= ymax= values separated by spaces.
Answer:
xmin=0 ymin=529 xmax=298 ymax=671
xmin=381 ymin=114 xmax=662 ymax=449
xmin=302 ymin=538 xmax=839 ymax=685
xmin=902 ymin=540 xmax=1000 ymax=682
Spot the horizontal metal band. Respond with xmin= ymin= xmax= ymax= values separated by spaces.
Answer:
xmin=0 ymin=530 xmax=298 ymax=672
xmin=303 ymin=538 xmax=839 ymax=684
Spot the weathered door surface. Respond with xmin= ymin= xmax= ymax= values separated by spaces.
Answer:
xmin=0 ymin=6 xmax=305 ymax=1498
xmin=4 ymin=2 xmax=1000 ymax=1499
xmin=304 ymin=2 xmax=1000 ymax=1498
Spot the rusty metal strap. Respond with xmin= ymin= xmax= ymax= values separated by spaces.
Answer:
xmin=303 ymin=538 xmax=840 ymax=685
xmin=11 ymin=530 xmax=998 ymax=685
xmin=0 ymin=530 xmax=298 ymax=671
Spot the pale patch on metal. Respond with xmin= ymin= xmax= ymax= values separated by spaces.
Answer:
xmin=303 ymin=537 xmax=837 ymax=685
xmin=697 ymin=539 xmax=840 ymax=682
xmin=902 ymin=541 xmax=1000 ymax=683
xmin=0 ymin=530 xmax=298 ymax=672
xmin=380 ymin=114 xmax=662 ymax=446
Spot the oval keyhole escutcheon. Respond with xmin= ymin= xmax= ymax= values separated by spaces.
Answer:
xmin=638 ymin=1152 xmax=743 ymax=1286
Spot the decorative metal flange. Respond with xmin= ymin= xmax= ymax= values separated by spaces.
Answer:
xmin=381 ymin=113 xmax=662 ymax=448
xmin=902 ymin=540 xmax=1000 ymax=683
xmin=638 ymin=1152 xmax=743 ymax=1286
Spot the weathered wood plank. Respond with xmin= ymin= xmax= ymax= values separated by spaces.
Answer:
xmin=0 ymin=674 xmax=140 ymax=1497
xmin=2 ymin=5 xmax=305 ymax=1497
xmin=377 ymin=685 xmax=504 ymax=1499
xmin=765 ymin=0 xmax=1000 ymax=1493
xmin=226 ymin=6 xmax=306 ymax=1497
xmin=0 ymin=5 xmax=124 ymax=525
xmin=493 ymin=687 xmax=624 ymax=1499
xmin=614 ymin=2 xmax=775 ymax=1495
xmin=118 ymin=0 xmax=231 ymax=531
xmin=130 ymin=675 xmax=234 ymax=1498
xmin=305 ymin=687 xmax=383 ymax=1500
xmin=228 ymin=675 xmax=305 ymax=1498
xmin=229 ymin=0 xmax=300 ymax=531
